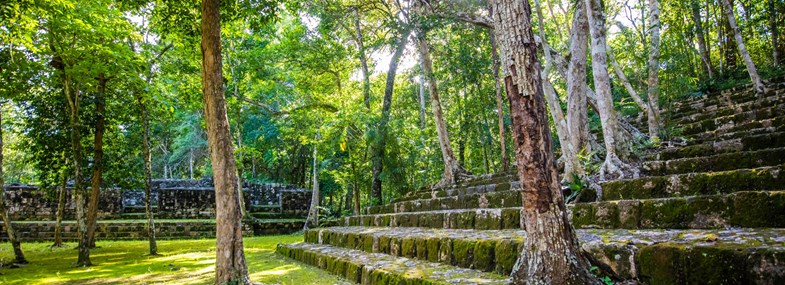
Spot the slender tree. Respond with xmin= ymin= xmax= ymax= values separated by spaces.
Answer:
xmin=771 ymin=0 xmax=780 ymax=66
xmin=647 ymin=0 xmax=661 ymax=140
xmin=691 ymin=0 xmax=714 ymax=78
xmin=566 ymin=0 xmax=590 ymax=156
xmin=52 ymin=165 xmax=68 ymax=248
xmin=201 ymin=0 xmax=250 ymax=283
xmin=721 ymin=0 xmax=764 ymax=93
xmin=488 ymin=3 xmax=510 ymax=172
xmin=489 ymin=0 xmax=599 ymax=283
xmin=86 ymin=74 xmax=108 ymax=248
xmin=0 ymin=104 xmax=27 ymax=264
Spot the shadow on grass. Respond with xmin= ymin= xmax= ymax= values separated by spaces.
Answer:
xmin=0 ymin=235 xmax=346 ymax=284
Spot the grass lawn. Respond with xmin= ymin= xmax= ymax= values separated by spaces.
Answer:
xmin=0 ymin=234 xmax=347 ymax=284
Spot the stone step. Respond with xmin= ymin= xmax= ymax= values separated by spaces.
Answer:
xmin=687 ymin=115 xmax=785 ymax=143
xmin=642 ymin=147 xmax=785 ymax=176
xmin=601 ymin=164 xmax=785 ymax=200
xmin=276 ymin=242 xmax=510 ymax=285
xmin=393 ymin=180 xmax=520 ymax=204
xmin=671 ymin=79 xmax=784 ymax=114
xmin=298 ymin=226 xmax=785 ymax=282
xmin=394 ymin=172 xmax=518 ymax=204
xmin=347 ymin=191 xmax=785 ymax=230
xmin=670 ymin=84 xmax=785 ymax=123
xmin=366 ymin=189 xmax=522 ymax=215
xmin=649 ymin=130 xmax=785 ymax=161
xmin=571 ymin=191 xmax=785 ymax=229
xmin=122 ymin=206 xmax=158 ymax=213
xmin=680 ymin=104 xmax=785 ymax=136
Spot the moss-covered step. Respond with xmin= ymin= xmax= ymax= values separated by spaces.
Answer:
xmin=643 ymin=147 xmax=785 ymax=176
xmin=393 ymin=173 xmax=517 ymax=204
xmin=649 ymin=130 xmax=785 ymax=161
xmin=298 ymin=226 xmax=785 ymax=282
xmin=688 ymin=115 xmax=785 ymax=143
xmin=671 ymin=84 xmax=785 ymax=122
xmin=670 ymin=80 xmax=784 ymax=114
xmin=680 ymin=104 xmax=785 ymax=136
xmin=344 ymin=208 xmax=524 ymax=230
xmin=570 ymin=191 xmax=785 ymax=229
xmin=364 ymin=189 xmax=522 ymax=215
xmin=276 ymin=242 xmax=510 ymax=285
xmin=601 ymin=164 xmax=785 ymax=200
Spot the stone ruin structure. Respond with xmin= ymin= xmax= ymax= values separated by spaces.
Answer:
xmin=1 ymin=179 xmax=311 ymax=241
xmin=276 ymin=79 xmax=785 ymax=283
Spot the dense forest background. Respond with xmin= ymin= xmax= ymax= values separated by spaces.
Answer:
xmin=1 ymin=0 xmax=783 ymax=216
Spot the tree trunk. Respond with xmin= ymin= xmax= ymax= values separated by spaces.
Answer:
xmin=418 ymin=66 xmax=427 ymax=131
xmin=490 ymin=1 xmax=600 ymax=283
xmin=535 ymin=0 xmax=584 ymax=182
xmin=489 ymin=4 xmax=510 ymax=173
xmin=200 ymin=0 xmax=250 ymax=283
xmin=415 ymin=20 xmax=471 ymax=186
xmin=52 ymin=166 xmax=68 ymax=248
xmin=566 ymin=0 xmax=590 ymax=155
xmin=305 ymin=141 xmax=319 ymax=229
xmin=370 ymin=28 xmax=411 ymax=205
xmin=586 ymin=0 xmax=635 ymax=180
xmin=721 ymin=0 xmax=738 ymax=73
xmin=354 ymin=8 xmax=372 ymax=109
xmin=137 ymin=94 xmax=158 ymax=255
xmin=647 ymin=0 xmax=662 ymax=141
xmin=86 ymin=74 xmax=107 ymax=249
xmin=189 ymin=148 xmax=194 ymax=180
xmin=0 ymin=106 xmax=27 ymax=264
xmin=692 ymin=0 xmax=714 ymax=78
xmin=64 ymin=74 xmax=91 ymax=266
xmin=722 ymin=0 xmax=765 ymax=93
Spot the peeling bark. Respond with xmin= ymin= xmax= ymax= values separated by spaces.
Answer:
xmin=490 ymin=0 xmax=601 ymax=283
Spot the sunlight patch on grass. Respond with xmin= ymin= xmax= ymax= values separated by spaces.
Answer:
xmin=0 ymin=235 xmax=346 ymax=284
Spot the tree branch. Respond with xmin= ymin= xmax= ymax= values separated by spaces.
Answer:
xmin=240 ymin=97 xmax=338 ymax=116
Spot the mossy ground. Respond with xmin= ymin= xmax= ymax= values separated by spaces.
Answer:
xmin=0 ymin=235 xmax=345 ymax=284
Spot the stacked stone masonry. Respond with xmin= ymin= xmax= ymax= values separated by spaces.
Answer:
xmin=277 ymin=78 xmax=785 ymax=284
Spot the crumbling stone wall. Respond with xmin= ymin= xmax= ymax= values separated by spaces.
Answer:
xmin=3 ymin=185 xmax=122 ymax=221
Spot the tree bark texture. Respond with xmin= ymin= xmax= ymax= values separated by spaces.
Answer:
xmin=201 ymin=0 xmax=250 ymax=283
xmin=721 ymin=0 xmax=764 ymax=93
xmin=585 ymin=0 xmax=634 ymax=180
xmin=566 ymin=0 xmax=590 ymax=155
xmin=692 ymin=0 xmax=714 ymax=78
xmin=416 ymin=28 xmax=471 ymax=186
xmin=306 ymin=140 xmax=319 ymax=229
xmin=370 ymin=28 xmax=411 ymax=205
xmin=0 ymin=106 xmax=27 ymax=264
xmin=490 ymin=0 xmax=600 ymax=283
xmin=488 ymin=4 xmax=510 ymax=172
xmin=772 ymin=0 xmax=780 ymax=66
xmin=64 ymin=74 xmax=91 ymax=266
xmin=86 ymin=74 xmax=107 ymax=249
xmin=647 ymin=0 xmax=661 ymax=140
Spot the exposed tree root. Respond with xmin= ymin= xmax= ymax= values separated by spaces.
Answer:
xmin=599 ymin=153 xmax=639 ymax=181
xmin=433 ymin=165 xmax=474 ymax=188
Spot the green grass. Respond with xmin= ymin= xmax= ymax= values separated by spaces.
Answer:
xmin=0 ymin=235 xmax=346 ymax=284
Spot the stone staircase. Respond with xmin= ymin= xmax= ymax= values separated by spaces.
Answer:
xmin=276 ymin=79 xmax=785 ymax=284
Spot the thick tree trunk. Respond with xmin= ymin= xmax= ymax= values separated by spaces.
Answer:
xmin=535 ymin=0 xmax=583 ymax=182
xmin=370 ymin=28 xmax=411 ymax=205
xmin=64 ymin=74 xmax=91 ymax=266
xmin=586 ymin=0 xmax=635 ymax=180
xmin=354 ymin=8 xmax=372 ymax=109
xmin=566 ymin=0 xmax=590 ymax=155
xmin=416 ymin=29 xmax=471 ymax=186
xmin=692 ymin=1 xmax=714 ymax=78
xmin=647 ymin=0 xmax=662 ymax=141
xmin=489 ymin=28 xmax=510 ymax=172
xmin=722 ymin=0 xmax=764 ymax=93
xmin=0 ymin=107 xmax=27 ymax=264
xmin=490 ymin=1 xmax=600 ymax=283
xmin=772 ymin=0 xmax=780 ymax=66
xmin=86 ymin=74 xmax=107 ymax=249
xmin=137 ymin=95 xmax=158 ymax=255
xmin=52 ymin=166 xmax=67 ymax=248
xmin=200 ymin=0 xmax=250 ymax=283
